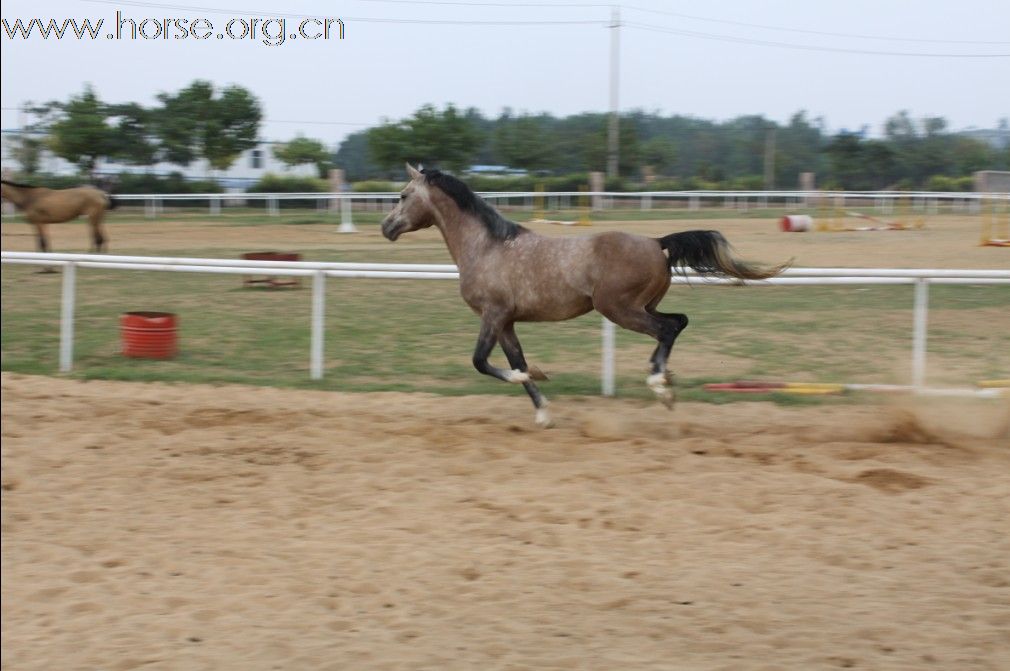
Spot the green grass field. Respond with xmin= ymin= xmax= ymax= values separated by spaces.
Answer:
xmin=3 ymin=263 xmax=1007 ymax=403
xmin=3 ymin=208 xmax=1008 ymax=403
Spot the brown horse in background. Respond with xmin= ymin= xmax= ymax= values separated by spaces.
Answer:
xmin=381 ymin=164 xmax=788 ymax=427
xmin=1 ymin=180 xmax=116 ymax=253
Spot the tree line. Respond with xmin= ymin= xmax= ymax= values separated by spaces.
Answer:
xmin=7 ymin=85 xmax=1008 ymax=191
xmin=7 ymin=82 xmax=330 ymax=181
xmin=342 ymin=104 xmax=1009 ymax=190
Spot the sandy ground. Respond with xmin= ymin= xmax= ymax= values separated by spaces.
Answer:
xmin=3 ymin=210 xmax=1010 ymax=668
xmin=2 ymin=372 xmax=1009 ymax=670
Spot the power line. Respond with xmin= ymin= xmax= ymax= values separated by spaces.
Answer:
xmin=83 ymin=0 xmax=1010 ymax=46
xmin=625 ymin=21 xmax=1010 ymax=58
xmin=82 ymin=0 xmax=606 ymax=25
xmin=267 ymin=119 xmax=370 ymax=127
xmin=353 ymin=0 xmax=609 ymax=6
xmin=622 ymin=4 xmax=1010 ymax=46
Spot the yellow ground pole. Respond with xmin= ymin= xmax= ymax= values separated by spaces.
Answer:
xmin=980 ymin=197 xmax=1010 ymax=246
xmin=897 ymin=195 xmax=926 ymax=230
xmin=578 ymin=186 xmax=591 ymax=226
xmin=533 ymin=184 xmax=545 ymax=221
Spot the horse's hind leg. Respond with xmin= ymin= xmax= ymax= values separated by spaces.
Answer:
xmin=499 ymin=324 xmax=552 ymax=428
xmin=594 ymin=297 xmax=680 ymax=407
xmin=647 ymin=310 xmax=689 ymax=384
xmin=33 ymin=223 xmax=50 ymax=253
xmin=89 ymin=211 xmax=108 ymax=253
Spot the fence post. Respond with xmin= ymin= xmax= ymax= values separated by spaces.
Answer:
xmin=338 ymin=196 xmax=357 ymax=233
xmin=210 ymin=195 xmax=221 ymax=216
xmin=601 ymin=317 xmax=615 ymax=396
xmin=59 ymin=262 xmax=76 ymax=373
xmin=911 ymin=279 xmax=929 ymax=389
xmin=311 ymin=271 xmax=325 ymax=380
xmin=268 ymin=197 xmax=279 ymax=216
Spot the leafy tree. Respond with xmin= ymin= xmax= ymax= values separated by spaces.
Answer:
xmin=273 ymin=135 xmax=331 ymax=178
xmin=333 ymin=130 xmax=383 ymax=181
xmin=107 ymin=102 xmax=158 ymax=166
xmin=5 ymin=132 xmax=45 ymax=175
xmin=45 ymin=85 xmax=116 ymax=176
xmin=368 ymin=104 xmax=482 ymax=173
xmin=640 ymin=136 xmax=677 ymax=175
xmin=493 ymin=111 xmax=553 ymax=171
xmin=153 ymin=80 xmax=261 ymax=171
xmin=4 ymin=104 xmax=52 ymax=176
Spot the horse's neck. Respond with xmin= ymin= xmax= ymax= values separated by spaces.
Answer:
xmin=435 ymin=211 xmax=491 ymax=271
xmin=2 ymin=187 xmax=34 ymax=208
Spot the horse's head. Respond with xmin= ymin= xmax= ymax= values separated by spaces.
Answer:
xmin=381 ymin=164 xmax=438 ymax=241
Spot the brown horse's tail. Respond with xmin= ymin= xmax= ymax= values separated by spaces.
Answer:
xmin=657 ymin=230 xmax=790 ymax=281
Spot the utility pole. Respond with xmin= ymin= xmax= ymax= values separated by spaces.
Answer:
xmin=606 ymin=6 xmax=620 ymax=179
xmin=763 ymin=126 xmax=776 ymax=190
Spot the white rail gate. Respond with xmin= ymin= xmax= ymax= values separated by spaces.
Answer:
xmin=2 ymin=252 xmax=1008 ymax=397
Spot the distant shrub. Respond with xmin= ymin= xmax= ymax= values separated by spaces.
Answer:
xmin=113 ymin=172 xmax=223 ymax=194
xmin=643 ymin=178 xmax=684 ymax=192
xmin=246 ymin=173 xmax=330 ymax=208
xmin=247 ymin=173 xmax=329 ymax=193
xmin=6 ymin=173 xmax=84 ymax=189
xmin=729 ymin=175 xmax=765 ymax=190
xmin=924 ymin=175 xmax=974 ymax=192
xmin=352 ymin=180 xmax=399 ymax=192
xmin=683 ymin=176 xmax=722 ymax=191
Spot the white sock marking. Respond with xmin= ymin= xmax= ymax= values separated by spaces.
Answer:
xmin=505 ymin=369 xmax=530 ymax=383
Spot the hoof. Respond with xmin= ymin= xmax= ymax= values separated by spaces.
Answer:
xmin=647 ymin=373 xmax=676 ymax=409
xmin=505 ymin=369 xmax=530 ymax=383
xmin=535 ymin=408 xmax=554 ymax=428
xmin=528 ymin=365 xmax=550 ymax=381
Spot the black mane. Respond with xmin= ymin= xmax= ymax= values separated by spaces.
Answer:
xmin=422 ymin=169 xmax=527 ymax=242
xmin=0 ymin=179 xmax=39 ymax=189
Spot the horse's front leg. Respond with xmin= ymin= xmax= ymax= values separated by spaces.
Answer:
xmin=33 ymin=222 xmax=58 ymax=274
xmin=471 ymin=314 xmax=529 ymax=384
xmin=499 ymin=324 xmax=553 ymax=428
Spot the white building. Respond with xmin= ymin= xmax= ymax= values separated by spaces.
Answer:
xmin=1 ymin=129 xmax=318 ymax=188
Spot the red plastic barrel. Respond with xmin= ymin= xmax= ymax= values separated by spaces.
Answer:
xmin=780 ymin=214 xmax=813 ymax=232
xmin=121 ymin=311 xmax=178 ymax=359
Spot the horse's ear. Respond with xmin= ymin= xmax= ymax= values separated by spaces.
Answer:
xmin=405 ymin=163 xmax=422 ymax=180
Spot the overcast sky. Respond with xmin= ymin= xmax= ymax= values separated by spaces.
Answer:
xmin=2 ymin=0 xmax=1008 ymax=148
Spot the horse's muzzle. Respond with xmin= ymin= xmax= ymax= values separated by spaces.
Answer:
xmin=381 ymin=216 xmax=405 ymax=241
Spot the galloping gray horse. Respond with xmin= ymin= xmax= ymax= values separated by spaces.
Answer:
xmin=381 ymin=164 xmax=787 ymax=427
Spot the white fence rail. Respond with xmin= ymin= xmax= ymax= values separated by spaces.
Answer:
xmin=43 ymin=189 xmax=1008 ymax=220
xmin=2 ymin=251 xmax=1008 ymax=396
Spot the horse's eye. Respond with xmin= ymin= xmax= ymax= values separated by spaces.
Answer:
xmin=400 ymin=193 xmax=408 ymax=201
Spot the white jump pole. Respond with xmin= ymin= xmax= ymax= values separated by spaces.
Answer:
xmin=601 ymin=317 xmax=616 ymax=396
xmin=311 ymin=271 xmax=326 ymax=380
xmin=59 ymin=262 xmax=76 ymax=373
xmin=911 ymin=279 xmax=929 ymax=389
xmin=338 ymin=196 xmax=357 ymax=233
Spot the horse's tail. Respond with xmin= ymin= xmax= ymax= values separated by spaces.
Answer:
xmin=657 ymin=230 xmax=790 ymax=281
xmin=105 ymin=193 xmax=118 ymax=210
